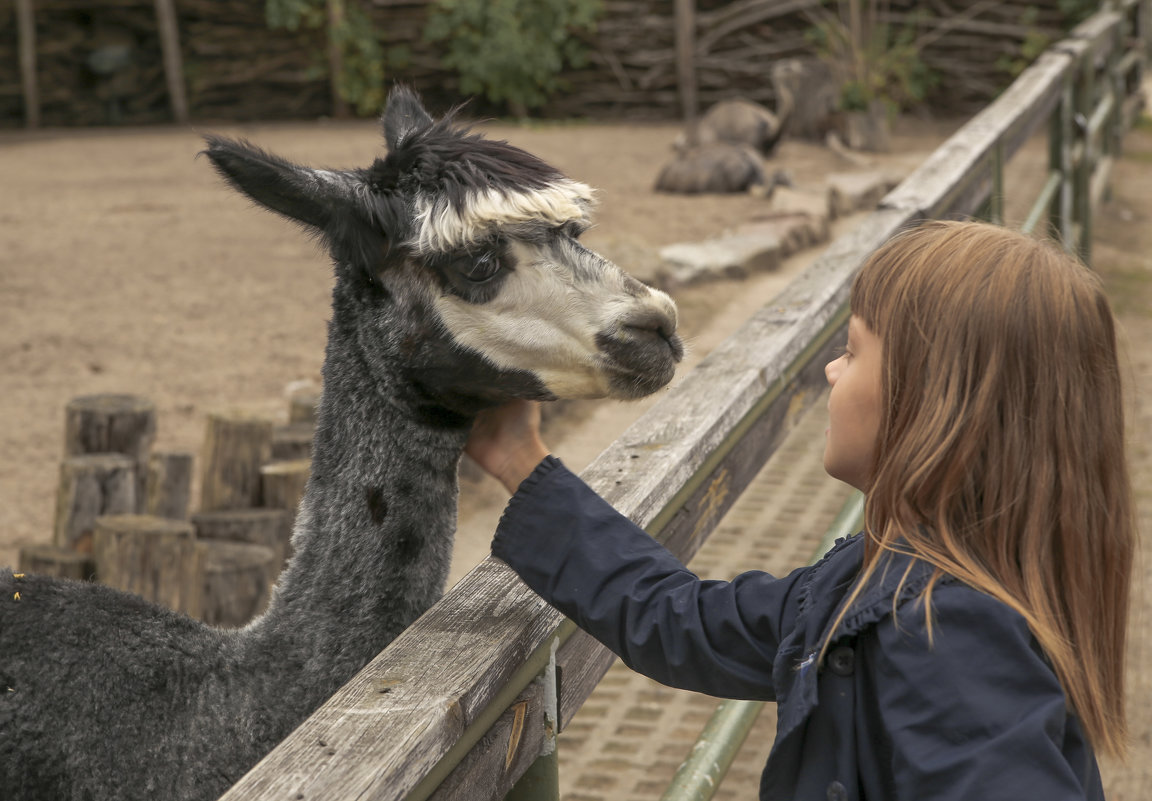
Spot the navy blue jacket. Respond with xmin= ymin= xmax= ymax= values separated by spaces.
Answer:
xmin=492 ymin=457 xmax=1104 ymax=800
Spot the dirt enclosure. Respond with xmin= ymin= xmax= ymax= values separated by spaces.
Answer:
xmin=1 ymin=110 xmax=1151 ymax=796
xmin=0 ymin=113 xmax=942 ymax=566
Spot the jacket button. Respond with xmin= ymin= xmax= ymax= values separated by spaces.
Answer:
xmin=828 ymin=644 xmax=855 ymax=676
xmin=827 ymin=780 xmax=848 ymax=801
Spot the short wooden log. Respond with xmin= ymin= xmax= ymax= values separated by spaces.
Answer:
xmin=54 ymin=454 xmax=137 ymax=553
xmin=64 ymin=394 xmax=156 ymax=511
xmin=18 ymin=545 xmax=95 ymax=581
xmin=144 ymin=451 xmax=194 ymax=520
xmin=271 ymin=422 xmax=314 ymax=461
xmin=260 ymin=459 xmax=311 ymax=524
xmin=197 ymin=540 xmax=275 ymax=628
xmin=190 ymin=508 xmax=293 ymax=579
xmin=199 ymin=411 xmax=274 ymax=512
xmin=92 ymin=514 xmax=200 ymax=616
xmin=288 ymin=391 xmax=320 ymax=425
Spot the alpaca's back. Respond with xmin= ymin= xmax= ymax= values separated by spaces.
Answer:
xmin=0 ymin=570 xmax=269 ymax=801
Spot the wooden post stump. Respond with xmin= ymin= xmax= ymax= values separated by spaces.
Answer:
xmin=92 ymin=515 xmax=200 ymax=616
xmin=199 ymin=411 xmax=273 ymax=512
xmin=191 ymin=508 xmax=293 ymax=580
xmin=65 ymin=394 xmax=157 ymax=514
xmin=261 ymin=459 xmax=311 ymax=524
xmin=271 ymin=422 xmax=314 ymax=461
xmin=197 ymin=541 xmax=275 ymax=628
xmin=288 ymin=391 xmax=320 ymax=425
xmin=145 ymin=451 xmax=194 ymax=520
xmin=18 ymin=545 xmax=95 ymax=581
xmin=64 ymin=394 xmax=156 ymax=511
xmin=54 ymin=454 xmax=137 ymax=553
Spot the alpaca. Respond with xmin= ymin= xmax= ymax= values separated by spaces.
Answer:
xmin=0 ymin=87 xmax=683 ymax=801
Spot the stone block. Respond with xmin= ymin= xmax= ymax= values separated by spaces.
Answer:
xmin=766 ymin=186 xmax=831 ymax=243
xmin=826 ymin=172 xmax=900 ymax=218
xmin=657 ymin=232 xmax=782 ymax=288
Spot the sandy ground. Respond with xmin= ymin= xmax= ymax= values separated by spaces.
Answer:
xmin=0 ymin=113 xmax=940 ymax=566
xmin=1 ymin=108 xmax=1149 ymax=795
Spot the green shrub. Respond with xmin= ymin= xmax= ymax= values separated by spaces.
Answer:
xmin=424 ymin=0 xmax=602 ymax=114
xmin=266 ymin=0 xmax=397 ymax=116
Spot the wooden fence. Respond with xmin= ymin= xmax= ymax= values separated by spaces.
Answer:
xmin=214 ymin=2 xmax=1149 ymax=799
xmin=1 ymin=0 xmax=1109 ymax=128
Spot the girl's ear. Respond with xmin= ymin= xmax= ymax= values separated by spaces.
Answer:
xmin=201 ymin=135 xmax=364 ymax=233
xmin=382 ymin=85 xmax=433 ymax=152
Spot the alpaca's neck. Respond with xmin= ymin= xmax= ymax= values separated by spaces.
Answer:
xmin=240 ymin=321 xmax=469 ymax=694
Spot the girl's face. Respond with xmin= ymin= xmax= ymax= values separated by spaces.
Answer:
xmin=824 ymin=316 xmax=883 ymax=491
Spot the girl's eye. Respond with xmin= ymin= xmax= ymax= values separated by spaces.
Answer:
xmin=464 ymin=251 xmax=502 ymax=283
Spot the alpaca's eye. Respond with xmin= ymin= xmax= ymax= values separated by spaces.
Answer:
xmin=464 ymin=251 xmax=502 ymax=283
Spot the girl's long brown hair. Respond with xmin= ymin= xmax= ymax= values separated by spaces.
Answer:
xmin=827 ymin=220 xmax=1135 ymax=759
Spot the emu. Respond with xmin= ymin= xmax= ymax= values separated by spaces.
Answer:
xmin=658 ymin=61 xmax=804 ymax=195
xmin=0 ymin=87 xmax=683 ymax=801
xmin=654 ymin=143 xmax=792 ymax=195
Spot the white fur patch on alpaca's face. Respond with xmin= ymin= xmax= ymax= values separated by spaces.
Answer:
xmin=432 ymin=240 xmax=675 ymax=399
xmin=410 ymin=180 xmax=595 ymax=255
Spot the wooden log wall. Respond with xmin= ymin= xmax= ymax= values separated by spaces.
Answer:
xmin=0 ymin=0 xmax=1103 ymax=128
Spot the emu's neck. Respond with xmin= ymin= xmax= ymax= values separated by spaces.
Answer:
xmin=241 ymin=313 xmax=469 ymax=693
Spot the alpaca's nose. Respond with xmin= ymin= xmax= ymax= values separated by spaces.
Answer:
xmin=622 ymin=309 xmax=684 ymax=361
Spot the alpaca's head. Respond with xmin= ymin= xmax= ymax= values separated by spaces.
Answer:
xmin=203 ymin=87 xmax=682 ymax=415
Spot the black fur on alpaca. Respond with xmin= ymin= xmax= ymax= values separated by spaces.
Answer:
xmin=0 ymin=86 xmax=682 ymax=801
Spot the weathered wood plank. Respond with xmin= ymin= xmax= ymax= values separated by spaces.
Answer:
xmin=1066 ymin=10 xmax=1123 ymax=57
xmin=216 ymin=205 xmax=918 ymax=801
xmin=427 ymin=676 xmax=552 ymax=801
xmin=219 ymin=558 xmax=566 ymax=801
xmin=882 ymin=50 xmax=1071 ymax=219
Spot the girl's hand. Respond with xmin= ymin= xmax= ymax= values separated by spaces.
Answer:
xmin=466 ymin=400 xmax=550 ymax=494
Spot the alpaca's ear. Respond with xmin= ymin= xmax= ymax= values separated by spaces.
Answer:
xmin=202 ymin=135 xmax=360 ymax=232
xmin=382 ymin=85 xmax=433 ymax=152
xmin=202 ymin=135 xmax=396 ymax=277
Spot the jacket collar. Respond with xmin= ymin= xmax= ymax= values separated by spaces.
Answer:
xmin=799 ymin=534 xmax=956 ymax=647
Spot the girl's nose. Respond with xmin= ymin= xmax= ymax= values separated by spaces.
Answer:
xmin=825 ymin=358 xmax=838 ymax=385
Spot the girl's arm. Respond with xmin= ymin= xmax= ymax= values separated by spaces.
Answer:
xmin=469 ymin=402 xmax=807 ymax=700
xmin=869 ymin=586 xmax=1100 ymax=799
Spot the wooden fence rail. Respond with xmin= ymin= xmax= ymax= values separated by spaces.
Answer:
xmin=217 ymin=3 xmax=1148 ymax=799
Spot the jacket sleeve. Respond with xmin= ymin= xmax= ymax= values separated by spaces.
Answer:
xmin=491 ymin=456 xmax=810 ymax=701
xmin=869 ymin=585 xmax=1099 ymax=800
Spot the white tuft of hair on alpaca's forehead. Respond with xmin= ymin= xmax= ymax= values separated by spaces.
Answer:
xmin=410 ymin=179 xmax=596 ymax=254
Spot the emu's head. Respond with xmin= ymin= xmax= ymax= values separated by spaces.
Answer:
xmin=203 ymin=87 xmax=682 ymax=416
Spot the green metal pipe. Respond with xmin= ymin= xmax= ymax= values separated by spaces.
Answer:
xmin=1022 ymin=171 xmax=1065 ymax=234
xmin=659 ymin=699 xmax=765 ymax=801
xmin=505 ymin=748 xmax=559 ymax=801
xmin=659 ymin=492 xmax=864 ymax=801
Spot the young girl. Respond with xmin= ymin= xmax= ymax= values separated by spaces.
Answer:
xmin=465 ymin=220 xmax=1134 ymax=800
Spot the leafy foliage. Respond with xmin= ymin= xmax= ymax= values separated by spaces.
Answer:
xmin=805 ymin=1 xmax=936 ymax=112
xmin=424 ymin=0 xmax=602 ymax=113
xmin=266 ymin=0 xmax=398 ymax=116
xmin=1057 ymin=0 xmax=1101 ymax=29
xmin=996 ymin=8 xmax=1052 ymax=79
